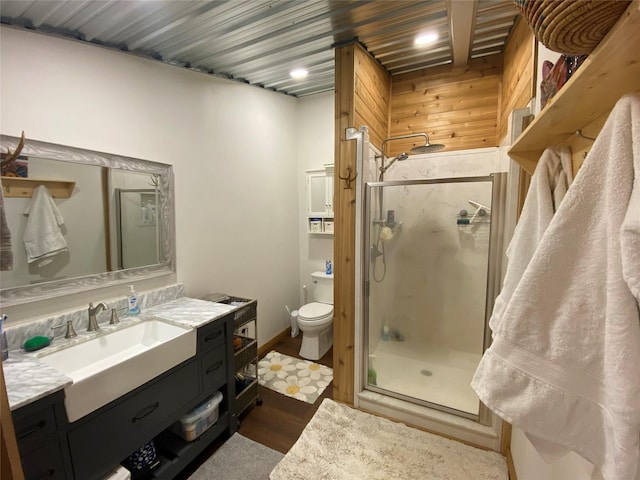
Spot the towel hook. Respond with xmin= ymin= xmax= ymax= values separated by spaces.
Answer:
xmin=575 ymin=130 xmax=596 ymax=142
xmin=338 ymin=165 xmax=357 ymax=189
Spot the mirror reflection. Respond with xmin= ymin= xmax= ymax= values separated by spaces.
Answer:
xmin=0 ymin=134 xmax=175 ymax=306
xmin=115 ymin=187 xmax=160 ymax=270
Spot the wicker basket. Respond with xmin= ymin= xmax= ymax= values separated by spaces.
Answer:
xmin=514 ymin=0 xmax=631 ymax=54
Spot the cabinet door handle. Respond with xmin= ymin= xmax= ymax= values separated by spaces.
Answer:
xmin=17 ymin=419 xmax=47 ymax=440
xmin=206 ymin=361 xmax=223 ymax=374
xmin=131 ymin=402 xmax=160 ymax=423
xmin=204 ymin=331 xmax=222 ymax=343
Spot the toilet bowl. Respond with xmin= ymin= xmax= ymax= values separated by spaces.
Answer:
xmin=298 ymin=303 xmax=333 ymax=360
xmin=298 ymin=271 xmax=334 ymax=360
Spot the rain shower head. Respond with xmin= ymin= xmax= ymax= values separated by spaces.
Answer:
xmin=377 ymin=132 xmax=444 ymax=180
xmin=380 ymin=133 xmax=445 ymax=160
xmin=410 ymin=134 xmax=445 ymax=154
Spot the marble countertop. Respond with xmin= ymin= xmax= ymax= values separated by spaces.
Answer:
xmin=3 ymin=297 xmax=238 ymax=411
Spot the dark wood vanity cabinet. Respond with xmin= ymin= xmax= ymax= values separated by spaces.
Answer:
xmin=67 ymin=359 xmax=201 ymax=479
xmin=150 ymin=312 xmax=237 ymax=479
xmin=14 ymin=313 xmax=237 ymax=480
xmin=12 ymin=390 xmax=73 ymax=480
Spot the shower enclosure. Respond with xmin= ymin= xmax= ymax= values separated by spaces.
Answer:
xmin=363 ymin=172 xmax=505 ymax=421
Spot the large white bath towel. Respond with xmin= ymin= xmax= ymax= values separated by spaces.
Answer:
xmin=488 ymin=145 xmax=572 ymax=336
xmin=472 ymin=93 xmax=640 ymax=480
xmin=23 ymin=185 xmax=67 ymax=265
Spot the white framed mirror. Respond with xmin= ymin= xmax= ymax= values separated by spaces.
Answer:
xmin=0 ymin=134 xmax=175 ymax=307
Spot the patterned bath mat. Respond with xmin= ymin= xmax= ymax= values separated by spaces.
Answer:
xmin=258 ymin=351 xmax=333 ymax=404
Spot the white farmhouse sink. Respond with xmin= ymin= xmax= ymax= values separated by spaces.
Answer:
xmin=39 ymin=319 xmax=196 ymax=422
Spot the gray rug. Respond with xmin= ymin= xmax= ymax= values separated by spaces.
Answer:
xmin=188 ymin=433 xmax=284 ymax=480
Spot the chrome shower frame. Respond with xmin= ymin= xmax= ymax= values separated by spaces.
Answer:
xmin=362 ymin=173 xmax=507 ymax=425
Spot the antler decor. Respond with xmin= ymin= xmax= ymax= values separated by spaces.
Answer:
xmin=149 ymin=174 xmax=160 ymax=188
xmin=1 ymin=131 xmax=26 ymax=169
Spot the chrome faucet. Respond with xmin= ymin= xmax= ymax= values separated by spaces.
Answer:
xmin=87 ymin=302 xmax=108 ymax=332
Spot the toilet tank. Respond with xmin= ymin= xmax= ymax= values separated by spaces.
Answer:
xmin=311 ymin=271 xmax=334 ymax=304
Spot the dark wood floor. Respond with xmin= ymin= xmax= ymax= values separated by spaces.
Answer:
xmin=238 ymin=334 xmax=333 ymax=454
xmin=176 ymin=334 xmax=332 ymax=478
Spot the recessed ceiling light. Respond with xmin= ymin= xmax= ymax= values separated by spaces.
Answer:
xmin=290 ymin=68 xmax=308 ymax=79
xmin=414 ymin=32 xmax=438 ymax=46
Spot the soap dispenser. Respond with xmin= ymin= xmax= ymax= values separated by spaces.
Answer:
xmin=127 ymin=285 xmax=140 ymax=316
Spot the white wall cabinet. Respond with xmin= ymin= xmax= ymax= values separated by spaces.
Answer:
xmin=306 ymin=167 xmax=334 ymax=234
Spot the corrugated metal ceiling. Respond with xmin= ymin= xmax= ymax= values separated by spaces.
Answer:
xmin=0 ymin=0 xmax=520 ymax=97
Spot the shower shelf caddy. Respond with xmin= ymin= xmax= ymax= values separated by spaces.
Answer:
xmin=509 ymin=1 xmax=640 ymax=174
xmin=200 ymin=292 xmax=262 ymax=426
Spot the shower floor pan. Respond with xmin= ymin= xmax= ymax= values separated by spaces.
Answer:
xmin=370 ymin=340 xmax=481 ymax=416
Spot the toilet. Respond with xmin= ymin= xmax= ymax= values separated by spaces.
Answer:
xmin=298 ymin=271 xmax=334 ymax=361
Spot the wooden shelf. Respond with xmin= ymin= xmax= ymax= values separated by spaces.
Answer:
xmin=1 ymin=176 xmax=75 ymax=198
xmin=509 ymin=0 xmax=640 ymax=174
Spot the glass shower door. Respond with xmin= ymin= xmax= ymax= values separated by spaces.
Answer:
xmin=363 ymin=176 xmax=497 ymax=419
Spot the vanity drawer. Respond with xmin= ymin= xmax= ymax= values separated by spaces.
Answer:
xmin=14 ymin=402 xmax=58 ymax=454
xmin=201 ymin=347 xmax=226 ymax=391
xmin=197 ymin=319 xmax=226 ymax=353
xmin=21 ymin=439 xmax=66 ymax=480
xmin=68 ymin=360 xmax=199 ymax=480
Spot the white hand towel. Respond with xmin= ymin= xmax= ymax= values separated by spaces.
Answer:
xmin=472 ymin=93 xmax=640 ymax=480
xmin=23 ymin=185 xmax=67 ymax=265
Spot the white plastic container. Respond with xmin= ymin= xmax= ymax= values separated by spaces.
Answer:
xmin=170 ymin=391 xmax=223 ymax=441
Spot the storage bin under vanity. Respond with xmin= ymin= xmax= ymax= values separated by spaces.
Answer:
xmin=170 ymin=391 xmax=223 ymax=441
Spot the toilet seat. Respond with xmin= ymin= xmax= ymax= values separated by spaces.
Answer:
xmin=298 ymin=302 xmax=333 ymax=322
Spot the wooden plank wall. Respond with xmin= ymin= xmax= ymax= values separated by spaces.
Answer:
xmin=333 ymin=42 xmax=390 ymax=404
xmin=501 ymin=16 xmax=536 ymax=216
xmin=498 ymin=17 xmax=536 ymax=144
xmin=353 ymin=45 xmax=392 ymax=149
xmin=388 ymin=55 xmax=502 ymax=156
